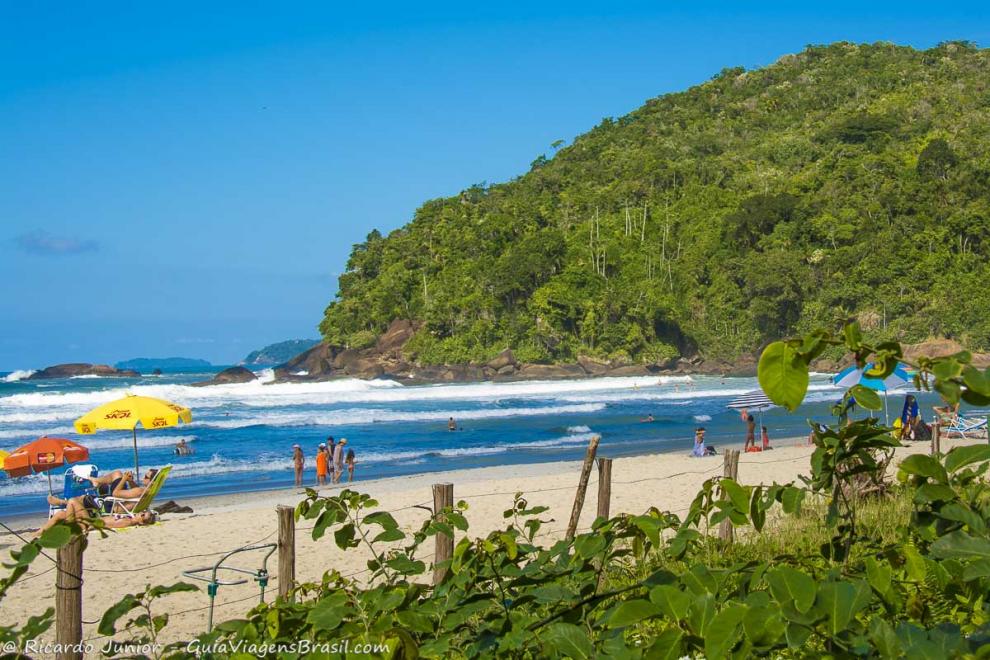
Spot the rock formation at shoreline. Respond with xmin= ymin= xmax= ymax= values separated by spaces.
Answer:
xmin=274 ymin=320 xmax=753 ymax=384
xmin=191 ymin=366 xmax=258 ymax=387
xmin=27 ymin=363 xmax=140 ymax=380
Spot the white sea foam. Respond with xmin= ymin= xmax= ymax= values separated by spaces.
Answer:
xmin=79 ymin=435 xmax=198 ymax=451
xmin=194 ymin=403 xmax=606 ymax=429
xmin=693 ymin=415 xmax=712 ymax=422
xmin=0 ymin=374 xmax=695 ymax=411
xmin=2 ymin=370 xmax=35 ymax=383
xmin=566 ymin=425 xmax=591 ymax=433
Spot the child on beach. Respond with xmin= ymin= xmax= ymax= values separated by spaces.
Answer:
xmin=761 ymin=426 xmax=772 ymax=450
xmin=346 ymin=448 xmax=356 ymax=482
xmin=292 ymin=444 xmax=304 ymax=487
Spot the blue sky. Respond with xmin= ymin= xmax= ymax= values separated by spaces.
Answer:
xmin=1 ymin=2 xmax=987 ymax=370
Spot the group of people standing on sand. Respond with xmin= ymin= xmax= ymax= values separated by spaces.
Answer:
xmin=292 ymin=437 xmax=356 ymax=488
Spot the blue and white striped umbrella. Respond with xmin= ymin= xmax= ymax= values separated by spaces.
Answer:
xmin=726 ymin=390 xmax=777 ymax=412
xmin=833 ymin=363 xmax=912 ymax=392
xmin=833 ymin=362 xmax=912 ymax=424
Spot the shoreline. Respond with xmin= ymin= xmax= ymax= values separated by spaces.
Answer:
xmin=0 ymin=433 xmax=812 ymax=532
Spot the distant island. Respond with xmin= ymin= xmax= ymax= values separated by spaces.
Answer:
xmin=115 ymin=357 xmax=213 ymax=372
xmin=241 ymin=339 xmax=321 ymax=366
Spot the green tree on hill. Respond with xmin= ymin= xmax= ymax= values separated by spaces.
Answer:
xmin=320 ymin=41 xmax=990 ymax=365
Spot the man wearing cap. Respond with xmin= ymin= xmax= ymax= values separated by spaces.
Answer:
xmin=292 ymin=444 xmax=304 ymax=487
xmin=315 ymin=442 xmax=329 ymax=486
xmin=333 ymin=439 xmax=347 ymax=484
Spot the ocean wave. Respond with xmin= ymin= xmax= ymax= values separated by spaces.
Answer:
xmin=195 ymin=403 xmax=606 ymax=429
xmin=2 ymin=370 xmax=35 ymax=383
xmin=79 ymin=435 xmax=198 ymax=451
xmin=566 ymin=425 xmax=591 ymax=433
xmin=693 ymin=415 xmax=712 ymax=422
xmin=0 ymin=374 xmax=698 ymax=412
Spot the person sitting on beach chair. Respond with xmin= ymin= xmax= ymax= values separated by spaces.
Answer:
xmin=35 ymin=495 xmax=157 ymax=537
xmin=81 ymin=468 xmax=157 ymax=503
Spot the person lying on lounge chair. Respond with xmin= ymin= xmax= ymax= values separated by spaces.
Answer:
xmin=34 ymin=495 xmax=157 ymax=537
xmin=81 ymin=468 xmax=157 ymax=503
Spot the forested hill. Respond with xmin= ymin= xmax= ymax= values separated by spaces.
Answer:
xmin=320 ymin=42 xmax=990 ymax=367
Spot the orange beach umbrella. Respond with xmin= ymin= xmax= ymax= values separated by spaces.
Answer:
xmin=74 ymin=393 xmax=191 ymax=473
xmin=2 ymin=437 xmax=90 ymax=493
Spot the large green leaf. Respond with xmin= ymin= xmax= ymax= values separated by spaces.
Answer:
xmin=930 ymin=530 xmax=990 ymax=561
xmin=607 ymin=599 xmax=661 ymax=628
xmin=944 ymin=445 xmax=990 ymax=473
xmin=543 ymin=623 xmax=594 ymax=659
xmin=758 ymin=342 xmax=809 ymax=412
xmin=898 ymin=455 xmax=948 ymax=484
xmin=98 ymin=594 xmax=141 ymax=636
xmin=721 ymin=479 xmax=750 ymax=514
xmin=848 ymin=384 xmax=882 ymax=411
xmin=649 ymin=585 xmax=691 ymax=621
xmin=306 ymin=593 xmax=348 ymax=630
xmin=645 ymin=628 xmax=684 ymax=660
xmin=816 ymin=581 xmax=871 ymax=636
xmin=703 ymin=604 xmax=748 ymax=659
xmin=766 ymin=567 xmax=816 ymax=613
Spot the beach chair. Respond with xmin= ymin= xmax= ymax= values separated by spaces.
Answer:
xmin=103 ymin=465 xmax=172 ymax=518
xmin=945 ymin=415 xmax=988 ymax=439
xmin=48 ymin=464 xmax=98 ymax=518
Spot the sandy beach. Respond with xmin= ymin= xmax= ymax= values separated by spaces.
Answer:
xmin=1 ymin=435 xmax=980 ymax=654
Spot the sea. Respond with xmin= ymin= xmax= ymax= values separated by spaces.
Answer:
xmin=0 ymin=367 xmax=927 ymax=519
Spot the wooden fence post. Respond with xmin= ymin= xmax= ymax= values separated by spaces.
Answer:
xmin=56 ymin=535 xmax=85 ymax=660
xmin=596 ymin=458 xmax=613 ymax=521
xmin=718 ymin=449 xmax=740 ymax=544
xmin=277 ymin=506 xmax=295 ymax=600
xmin=567 ymin=435 xmax=601 ymax=540
xmin=931 ymin=421 xmax=941 ymax=456
xmin=432 ymin=483 xmax=454 ymax=586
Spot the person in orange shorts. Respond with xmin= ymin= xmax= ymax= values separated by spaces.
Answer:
xmin=315 ymin=442 xmax=329 ymax=486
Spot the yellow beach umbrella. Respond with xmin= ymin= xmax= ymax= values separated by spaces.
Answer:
xmin=74 ymin=394 xmax=192 ymax=473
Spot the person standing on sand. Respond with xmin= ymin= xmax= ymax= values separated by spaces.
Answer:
xmin=346 ymin=448 xmax=356 ymax=482
xmin=315 ymin=443 xmax=329 ymax=486
xmin=326 ymin=437 xmax=337 ymax=481
xmin=744 ymin=414 xmax=757 ymax=451
xmin=292 ymin=444 xmax=304 ymax=487
xmin=333 ymin=439 xmax=346 ymax=483
xmin=761 ymin=426 xmax=772 ymax=450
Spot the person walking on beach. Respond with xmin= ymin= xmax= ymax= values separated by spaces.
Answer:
xmin=292 ymin=444 xmax=304 ymax=487
xmin=315 ymin=443 xmax=329 ymax=486
xmin=333 ymin=439 xmax=346 ymax=483
xmin=345 ymin=448 xmax=356 ymax=482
